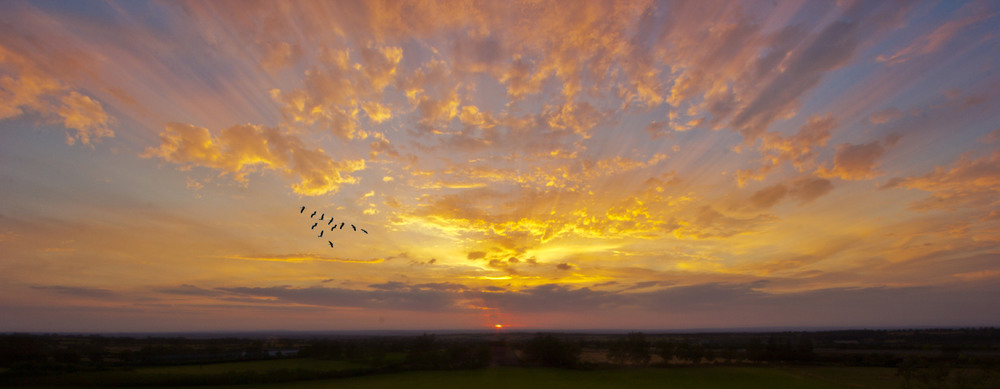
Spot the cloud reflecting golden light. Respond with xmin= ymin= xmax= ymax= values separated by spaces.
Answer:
xmin=1 ymin=0 xmax=999 ymax=331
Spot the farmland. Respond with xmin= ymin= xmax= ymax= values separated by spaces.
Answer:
xmin=6 ymin=364 xmax=899 ymax=389
xmin=2 ymin=329 xmax=998 ymax=388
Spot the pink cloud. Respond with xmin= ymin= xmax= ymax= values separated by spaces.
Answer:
xmin=868 ymin=107 xmax=904 ymax=124
xmin=877 ymin=2 xmax=996 ymax=65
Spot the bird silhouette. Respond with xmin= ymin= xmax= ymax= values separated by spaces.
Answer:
xmin=310 ymin=211 xmax=316 ymax=218
xmin=331 ymin=226 xmax=336 ymax=231
xmin=300 ymin=206 xmax=305 ymax=213
xmin=311 ymin=223 xmax=318 ymax=229
xmin=360 ymin=228 xmax=368 ymax=234
xmin=339 ymin=222 xmax=345 ymax=229
xmin=320 ymin=213 xmax=325 ymax=220
xmin=328 ymin=241 xmax=334 ymax=247
xmin=328 ymin=218 xmax=334 ymax=225
xmin=351 ymin=224 xmax=356 ymax=231
xmin=318 ymin=230 xmax=324 ymax=237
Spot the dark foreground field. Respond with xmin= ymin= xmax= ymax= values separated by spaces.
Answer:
xmin=4 ymin=330 xmax=998 ymax=388
xmin=236 ymin=366 xmax=902 ymax=389
xmin=40 ymin=365 xmax=899 ymax=389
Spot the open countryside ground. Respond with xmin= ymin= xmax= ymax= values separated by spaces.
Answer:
xmin=292 ymin=367 xmax=899 ymax=389
xmin=78 ymin=366 xmax=900 ymax=389
xmin=128 ymin=358 xmax=367 ymax=376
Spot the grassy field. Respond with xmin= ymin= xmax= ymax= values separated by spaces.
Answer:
xmin=127 ymin=358 xmax=364 ymax=375
xmin=285 ymin=367 xmax=898 ymax=389
xmin=784 ymin=366 xmax=904 ymax=388
xmin=2 ymin=358 xmax=371 ymax=387
xmin=68 ymin=365 xmax=899 ymax=389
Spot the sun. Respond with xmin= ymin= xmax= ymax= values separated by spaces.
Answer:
xmin=494 ymin=324 xmax=503 ymax=329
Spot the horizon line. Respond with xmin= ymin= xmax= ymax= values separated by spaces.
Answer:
xmin=4 ymin=325 xmax=996 ymax=337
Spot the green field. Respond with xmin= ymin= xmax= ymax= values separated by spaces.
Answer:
xmin=52 ymin=365 xmax=899 ymax=389
xmin=247 ymin=367 xmax=897 ymax=389
xmin=129 ymin=358 xmax=365 ymax=375
xmin=4 ymin=358 xmax=371 ymax=387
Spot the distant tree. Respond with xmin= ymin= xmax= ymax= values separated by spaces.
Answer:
xmin=244 ymin=340 xmax=266 ymax=359
xmin=86 ymin=346 xmax=105 ymax=365
xmin=53 ymin=348 xmax=81 ymax=364
xmin=445 ymin=342 xmax=491 ymax=368
xmin=367 ymin=340 xmax=388 ymax=364
xmin=607 ymin=338 xmax=628 ymax=365
xmin=746 ymin=338 xmax=765 ymax=362
xmin=795 ymin=338 xmax=815 ymax=362
xmin=522 ymin=334 xmax=580 ymax=368
xmin=406 ymin=333 xmax=444 ymax=368
xmin=411 ymin=334 xmax=436 ymax=355
xmin=605 ymin=333 xmax=650 ymax=366
xmin=626 ymin=332 xmax=651 ymax=366
xmin=344 ymin=342 xmax=366 ymax=362
xmin=300 ymin=340 xmax=344 ymax=360
xmin=118 ymin=349 xmax=137 ymax=365
xmin=702 ymin=346 xmax=715 ymax=364
xmin=655 ymin=340 xmax=675 ymax=365
xmin=676 ymin=342 xmax=704 ymax=364
xmin=719 ymin=345 xmax=738 ymax=364
xmin=0 ymin=334 xmax=48 ymax=366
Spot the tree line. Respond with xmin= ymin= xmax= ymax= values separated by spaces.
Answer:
xmin=3 ymin=328 xmax=999 ymax=386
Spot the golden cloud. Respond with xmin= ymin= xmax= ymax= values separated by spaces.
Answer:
xmin=269 ymin=44 xmax=401 ymax=140
xmin=143 ymin=123 xmax=365 ymax=196
xmin=226 ymin=254 xmax=384 ymax=264
xmin=738 ymin=114 xmax=837 ymax=186
xmin=882 ymin=151 xmax=1000 ymax=211
xmin=0 ymin=44 xmax=113 ymax=145
xmin=396 ymin=169 xmax=699 ymax=273
xmin=672 ymin=206 xmax=774 ymax=239
xmin=362 ymin=101 xmax=392 ymax=123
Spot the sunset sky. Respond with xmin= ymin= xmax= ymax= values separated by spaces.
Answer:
xmin=2 ymin=0 xmax=999 ymax=333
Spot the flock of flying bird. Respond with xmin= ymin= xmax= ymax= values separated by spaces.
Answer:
xmin=300 ymin=206 xmax=367 ymax=248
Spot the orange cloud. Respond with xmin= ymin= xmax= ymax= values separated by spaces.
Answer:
xmin=0 ymin=44 xmax=113 ymax=145
xmin=543 ymin=101 xmax=604 ymax=139
xmin=143 ymin=123 xmax=365 ymax=196
xmin=362 ymin=101 xmax=392 ymax=124
xmin=673 ymin=206 xmax=774 ymax=239
xmin=739 ymin=114 xmax=837 ymax=186
xmin=749 ymin=184 xmax=788 ymax=210
xmin=227 ymin=254 xmax=384 ymax=264
xmin=409 ymin=153 xmax=667 ymax=194
xmin=415 ymin=90 xmax=461 ymax=127
xmin=817 ymin=140 xmax=889 ymax=181
xmin=458 ymin=105 xmax=497 ymax=129
xmin=788 ymin=177 xmax=834 ymax=204
xmin=270 ymin=44 xmax=402 ymax=139
xmin=882 ymin=151 xmax=1000 ymax=211
xmin=979 ymin=128 xmax=1000 ymax=144
xmin=260 ymin=41 xmax=304 ymax=70
xmin=746 ymin=177 xmax=834 ymax=210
